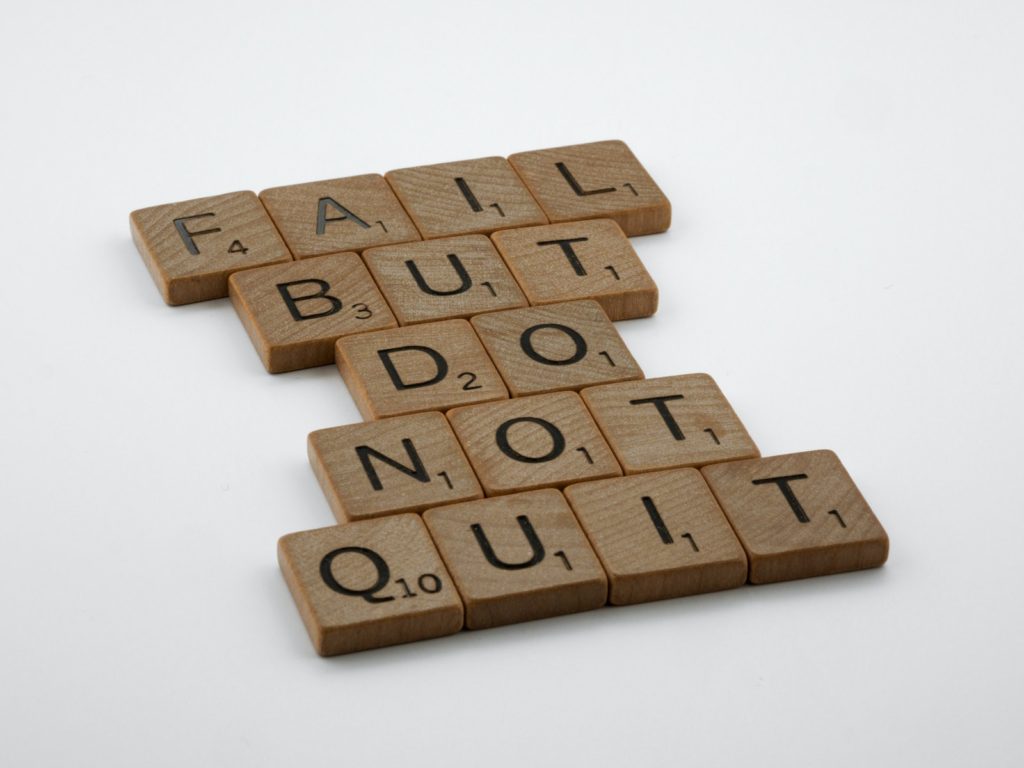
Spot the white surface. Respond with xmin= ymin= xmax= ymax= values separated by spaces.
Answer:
xmin=2 ymin=2 xmax=1022 ymax=765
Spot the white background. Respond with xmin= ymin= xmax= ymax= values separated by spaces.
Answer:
xmin=2 ymin=2 xmax=1022 ymax=765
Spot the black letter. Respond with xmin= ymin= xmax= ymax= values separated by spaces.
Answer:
xmin=316 ymin=197 xmax=370 ymax=235
xmin=629 ymin=395 xmax=686 ymax=440
xmin=555 ymin=162 xmax=616 ymax=197
xmin=752 ymin=474 xmax=811 ymax=523
xmin=495 ymin=417 xmax=566 ymax=463
xmin=276 ymin=279 xmax=343 ymax=321
xmin=377 ymin=346 xmax=449 ymax=390
xmin=454 ymin=177 xmax=484 ymax=212
xmin=642 ymin=496 xmax=674 ymax=545
xmin=319 ymin=546 xmax=394 ymax=604
xmin=173 ymin=213 xmax=221 ymax=255
xmin=405 ymin=253 xmax=472 ymax=296
xmin=355 ymin=438 xmax=430 ymax=491
xmin=519 ymin=323 xmax=587 ymax=366
xmin=471 ymin=515 xmax=545 ymax=570
xmin=536 ymin=237 xmax=589 ymax=276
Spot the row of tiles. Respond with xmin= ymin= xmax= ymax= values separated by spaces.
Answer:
xmin=229 ymin=224 xmax=657 ymax=373
xmin=281 ymin=453 xmax=889 ymax=656
xmin=130 ymin=139 xmax=671 ymax=305
xmin=309 ymin=374 xmax=758 ymax=522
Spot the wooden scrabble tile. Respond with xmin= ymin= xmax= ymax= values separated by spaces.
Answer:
xmin=336 ymin=319 xmax=507 ymax=419
xmin=386 ymin=157 xmax=548 ymax=239
xmin=581 ymin=374 xmax=759 ymax=473
xmin=470 ymin=300 xmax=643 ymax=397
xmin=422 ymin=490 xmax=607 ymax=629
xmin=362 ymin=235 xmax=527 ymax=325
xmin=446 ymin=391 xmax=621 ymax=496
xmin=490 ymin=219 xmax=658 ymax=321
xmin=508 ymin=140 xmax=671 ymax=236
xmin=701 ymin=450 xmax=889 ymax=584
xmin=259 ymin=174 xmax=420 ymax=258
xmin=130 ymin=191 xmax=292 ymax=305
xmin=278 ymin=514 xmax=463 ymax=655
xmin=229 ymin=253 xmax=397 ymax=373
xmin=564 ymin=469 xmax=747 ymax=605
xmin=308 ymin=412 xmax=483 ymax=523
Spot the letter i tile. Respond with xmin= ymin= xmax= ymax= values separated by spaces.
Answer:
xmin=423 ymin=490 xmax=608 ymax=629
xmin=229 ymin=253 xmax=397 ymax=372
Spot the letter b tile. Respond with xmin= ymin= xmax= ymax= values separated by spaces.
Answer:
xmin=229 ymin=253 xmax=397 ymax=372
xmin=423 ymin=490 xmax=608 ymax=629
xmin=701 ymin=450 xmax=889 ymax=584
xmin=335 ymin=319 xmax=508 ymax=419
xmin=278 ymin=514 xmax=464 ymax=656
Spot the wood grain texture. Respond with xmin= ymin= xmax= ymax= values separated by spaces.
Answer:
xmin=229 ymin=252 xmax=397 ymax=373
xmin=470 ymin=300 xmax=643 ymax=396
xmin=130 ymin=191 xmax=292 ymax=305
xmin=362 ymin=235 xmax=527 ymax=325
xmin=386 ymin=156 xmax=548 ymax=239
xmin=564 ymin=469 xmax=747 ymax=605
xmin=278 ymin=514 xmax=463 ymax=656
xmin=490 ymin=219 xmax=658 ymax=320
xmin=259 ymin=174 xmax=419 ymax=258
xmin=581 ymin=374 xmax=759 ymax=473
xmin=507 ymin=140 xmax=671 ymax=236
xmin=701 ymin=450 xmax=889 ymax=584
xmin=308 ymin=412 xmax=483 ymax=523
xmin=446 ymin=391 xmax=621 ymax=496
xmin=422 ymin=489 xmax=607 ymax=629
xmin=335 ymin=319 xmax=507 ymax=420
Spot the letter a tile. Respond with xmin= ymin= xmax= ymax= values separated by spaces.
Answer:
xmin=508 ymin=140 xmax=671 ymax=236
xmin=564 ymin=469 xmax=747 ymax=605
xmin=581 ymin=374 xmax=759 ymax=473
xmin=446 ymin=392 xmax=621 ymax=496
xmin=386 ymin=157 xmax=548 ymax=239
xmin=279 ymin=514 xmax=464 ymax=655
xmin=362 ymin=235 xmax=527 ymax=325
xmin=259 ymin=175 xmax=420 ymax=258
xmin=130 ymin=191 xmax=292 ymax=305
xmin=701 ymin=450 xmax=889 ymax=584
xmin=335 ymin=319 xmax=508 ymax=419
xmin=308 ymin=412 xmax=483 ymax=523
xmin=229 ymin=253 xmax=397 ymax=372
xmin=423 ymin=490 xmax=607 ymax=629
xmin=471 ymin=300 xmax=643 ymax=396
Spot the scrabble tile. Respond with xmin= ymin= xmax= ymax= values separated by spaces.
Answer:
xmin=308 ymin=412 xmax=483 ymax=523
xmin=508 ymin=140 xmax=671 ymax=236
xmin=336 ymin=319 xmax=507 ymax=420
xmin=446 ymin=391 xmax=621 ymax=496
xmin=423 ymin=490 xmax=607 ymax=629
xmin=278 ymin=514 xmax=463 ymax=656
xmin=490 ymin=219 xmax=658 ymax=321
xmin=564 ymin=469 xmax=747 ymax=605
xmin=362 ymin=235 xmax=527 ymax=325
xmin=259 ymin=174 xmax=420 ymax=258
xmin=581 ymin=374 xmax=759 ymax=473
xmin=701 ymin=450 xmax=889 ymax=584
xmin=386 ymin=157 xmax=548 ymax=239
xmin=471 ymin=300 xmax=643 ymax=397
xmin=229 ymin=253 xmax=397 ymax=373
xmin=130 ymin=191 xmax=291 ymax=305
